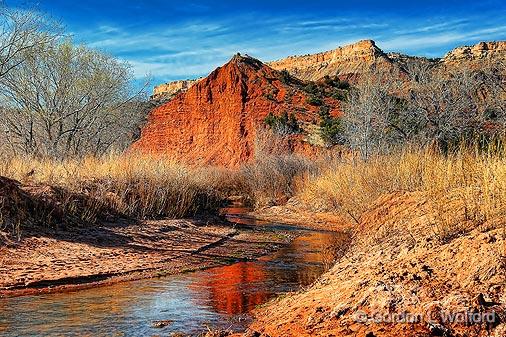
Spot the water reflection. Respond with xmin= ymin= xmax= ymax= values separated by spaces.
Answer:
xmin=191 ymin=262 xmax=269 ymax=314
xmin=0 ymin=210 xmax=348 ymax=336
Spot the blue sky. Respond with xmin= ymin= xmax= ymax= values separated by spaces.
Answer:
xmin=9 ymin=0 xmax=506 ymax=89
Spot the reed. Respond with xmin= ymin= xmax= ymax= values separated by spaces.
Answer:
xmin=0 ymin=154 xmax=233 ymax=229
xmin=299 ymin=144 xmax=506 ymax=237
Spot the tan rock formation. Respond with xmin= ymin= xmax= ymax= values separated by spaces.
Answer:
xmin=152 ymin=79 xmax=200 ymax=99
xmin=442 ymin=41 xmax=506 ymax=64
xmin=267 ymin=39 xmax=399 ymax=81
xmin=268 ymin=40 xmax=506 ymax=82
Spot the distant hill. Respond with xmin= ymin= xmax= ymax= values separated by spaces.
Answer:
xmin=154 ymin=40 xmax=505 ymax=98
xmin=131 ymin=54 xmax=341 ymax=167
xmin=137 ymin=40 xmax=505 ymax=167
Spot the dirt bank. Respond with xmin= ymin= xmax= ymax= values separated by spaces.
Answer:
xmin=246 ymin=192 xmax=506 ymax=337
xmin=0 ymin=216 xmax=292 ymax=298
xmin=251 ymin=197 xmax=350 ymax=232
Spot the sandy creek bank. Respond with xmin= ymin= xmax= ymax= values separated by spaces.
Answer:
xmin=0 ymin=206 xmax=351 ymax=336
xmin=0 ymin=209 xmax=299 ymax=298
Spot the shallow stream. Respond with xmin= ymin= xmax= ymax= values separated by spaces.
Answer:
xmin=0 ymin=207 xmax=345 ymax=336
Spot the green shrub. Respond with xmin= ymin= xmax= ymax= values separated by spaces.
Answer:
xmin=304 ymin=83 xmax=319 ymax=95
xmin=264 ymin=111 xmax=301 ymax=134
xmin=332 ymin=89 xmax=348 ymax=101
xmin=306 ymin=96 xmax=323 ymax=106
xmin=335 ymin=80 xmax=350 ymax=90
xmin=323 ymin=75 xmax=350 ymax=90
xmin=319 ymin=106 xmax=344 ymax=145
xmin=280 ymin=69 xmax=291 ymax=84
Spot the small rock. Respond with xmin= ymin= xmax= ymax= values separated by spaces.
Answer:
xmin=151 ymin=320 xmax=173 ymax=328
xmin=427 ymin=322 xmax=451 ymax=336
xmin=421 ymin=264 xmax=433 ymax=276
xmin=485 ymin=234 xmax=496 ymax=243
xmin=474 ymin=293 xmax=501 ymax=307
xmin=243 ymin=330 xmax=261 ymax=337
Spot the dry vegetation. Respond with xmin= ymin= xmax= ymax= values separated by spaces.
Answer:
xmin=240 ymin=153 xmax=316 ymax=207
xmin=249 ymin=145 xmax=506 ymax=337
xmin=241 ymin=134 xmax=506 ymax=245
xmin=0 ymin=154 xmax=234 ymax=236
xmin=2 ymin=134 xmax=505 ymax=248
xmin=298 ymin=144 xmax=506 ymax=238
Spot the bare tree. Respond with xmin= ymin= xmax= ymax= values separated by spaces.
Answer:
xmin=479 ymin=59 xmax=506 ymax=122
xmin=406 ymin=60 xmax=506 ymax=149
xmin=342 ymin=60 xmax=506 ymax=157
xmin=342 ymin=69 xmax=407 ymax=159
xmin=0 ymin=4 xmax=59 ymax=79
xmin=0 ymin=40 xmax=147 ymax=158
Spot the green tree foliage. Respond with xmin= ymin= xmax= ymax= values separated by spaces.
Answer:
xmin=319 ymin=106 xmax=344 ymax=145
xmin=280 ymin=69 xmax=291 ymax=84
xmin=306 ymin=96 xmax=323 ymax=106
xmin=323 ymin=75 xmax=350 ymax=90
xmin=264 ymin=111 xmax=301 ymax=135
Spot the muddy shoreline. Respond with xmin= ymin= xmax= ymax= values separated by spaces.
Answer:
xmin=0 ymin=212 xmax=296 ymax=298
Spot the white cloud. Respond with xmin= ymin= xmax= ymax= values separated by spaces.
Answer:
xmin=72 ymin=12 xmax=506 ymax=84
xmin=380 ymin=25 xmax=506 ymax=52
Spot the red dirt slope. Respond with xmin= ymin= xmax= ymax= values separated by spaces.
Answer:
xmin=131 ymin=54 xmax=340 ymax=167
xmin=249 ymin=192 xmax=506 ymax=337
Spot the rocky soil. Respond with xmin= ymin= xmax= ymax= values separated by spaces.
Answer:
xmin=252 ymin=197 xmax=349 ymax=232
xmin=0 ymin=214 xmax=291 ymax=298
xmin=245 ymin=192 xmax=506 ymax=337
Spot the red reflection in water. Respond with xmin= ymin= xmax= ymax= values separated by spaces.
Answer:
xmin=191 ymin=262 xmax=269 ymax=314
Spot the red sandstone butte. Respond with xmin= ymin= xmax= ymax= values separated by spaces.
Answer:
xmin=131 ymin=54 xmax=340 ymax=167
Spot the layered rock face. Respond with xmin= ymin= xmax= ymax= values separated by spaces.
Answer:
xmin=152 ymin=40 xmax=505 ymax=100
xmin=267 ymin=40 xmax=400 ymax=81
xmin=132 ymin=54 xmax=340 ymax=167
xmin=267 ymin=40 xmax=506 ymax=81
xmin=152 ymin=79 xmax=199 ymax=99
xmin=138 ymin=40 xmax=504 ymax=168
xmin=442 ymin=41 xmax=506 ymax=64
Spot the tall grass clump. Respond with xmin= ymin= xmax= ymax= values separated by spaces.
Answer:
xmin=240 ymin=154 xmax=317 ymax=207
xmin=0 ymin=154 xmax=234 ymax=226
xmin=300 ymin=144 xmax=506 ymax=235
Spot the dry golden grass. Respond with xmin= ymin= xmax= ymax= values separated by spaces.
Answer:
xmin=3 ymin=143 xmax=505 ymax=243
xmin=0 ymin=154 xmax=234 ymax=226
xmin=240 ymin=154 xmax=316 ymax=207
xmin=299 ymin=145 xmax=506 ymax=239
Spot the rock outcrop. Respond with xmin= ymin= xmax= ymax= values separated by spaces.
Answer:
xmin=140 ymin=40 xmax=505 ymax=168
xmin=132 ymin=54 xmax=341 ymax=167
xmin=442 ymin=41 xmax=506 ymax=64
xmin=268 ymin=40 xmax=400 ymax=81
xmin=151 ymin=79 xmax=200 ymax=100
xmin=151 ymin=40 xmax=506 ymax=100
xmin=267 ymin=40 xmax=506 ymax=82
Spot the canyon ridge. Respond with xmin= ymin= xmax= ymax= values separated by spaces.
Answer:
xmin=133 ymin=40 xmax=506 ymax=167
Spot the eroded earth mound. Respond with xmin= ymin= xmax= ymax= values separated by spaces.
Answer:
xmin=249 ymin=192 xmax=506 ymax=337
xmin=131 ymin=54 xmax=341 ymax=167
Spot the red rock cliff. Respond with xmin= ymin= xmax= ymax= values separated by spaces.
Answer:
xmin=131 ymin=54 xmax=340 ymax=167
